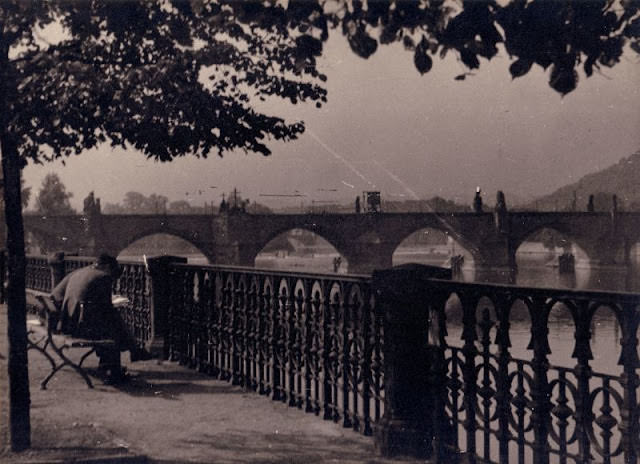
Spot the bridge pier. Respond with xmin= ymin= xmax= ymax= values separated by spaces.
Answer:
xmin=343 ymin=242 xmax=394 ymax=275
xmin=577 ymin=235 xmax=632 ymax=269
xmin=473 ymin=240 xmax=517 ymax=273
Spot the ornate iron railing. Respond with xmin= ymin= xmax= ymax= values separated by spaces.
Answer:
xmin=25 ymin=255 xmax=52 ymax=293
xmin=21 ymin=255 xmax=640 ymax=463
xmin=165 ymin=263 xmax=384 ymax=435
xmin=63 ymin=256 xmax=95 ymax=275
xmin=112 ymin=260 xmax=152 ymax=349
xmin=422 ymin=279 xmax=640 ymax=464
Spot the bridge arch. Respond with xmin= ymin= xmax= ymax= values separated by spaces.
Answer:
xmin=392 ymin=227 xmax=475 ymax=270
xmin=257 ymin=224 xmax=346 ymax=258
xmin=115 ymin=229 xmax=213 ymax=263
xmin=513 ymin=225 xmax=597 ymax=269
xmin=515 ymin=227 xmax=589 ymax=264
xmin=255 ymin=228 xmax=348 ymax=274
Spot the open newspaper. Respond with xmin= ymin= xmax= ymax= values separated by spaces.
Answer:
xmin=111 ymin=295 xmax=129 ymax=307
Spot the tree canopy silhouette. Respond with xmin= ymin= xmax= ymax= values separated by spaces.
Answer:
xmin=34 ymin=173 xmax=75 ymax=215
xmin=330 ymin=0 xmax=640 ymax=94
xmin=0 ymin=0 xmax=639 ymax=451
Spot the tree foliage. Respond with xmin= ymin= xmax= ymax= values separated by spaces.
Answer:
xmin=34 ymin=173 xmax=75 ymax=215
xmin=7 ymin=0 xmax=328 ymax=167
xmin=331 ymin=0 xmax=640 ymax=95
xmin=1 ymin=1 xmax=638 ymax=171
xmin=104 ymin=191 xmax=169 ymax=213
xmin=2 ymin=1 xmax=638 ymax=171
xmin=167 ymin=200 xmax=196 ymax=214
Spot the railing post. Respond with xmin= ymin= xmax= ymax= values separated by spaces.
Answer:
xmin=619 ymin=301 xmax=639 ymax=464
xmin=146 ymin=255 xmax=187 ymax=359
xmin=372 ymin=264 xmax=451 ymax=459
xmin=571 ymin=301 xmax=594 ymax=463
xmin=46 ymin=251 xmax=66 ymax=288
xmin=494 ymin=295 xmax=512 ymax=464
xmin=425 ymin=289 xmax=451 ymax=464
xmin=528 ymin=297 xmax=552 ymax=464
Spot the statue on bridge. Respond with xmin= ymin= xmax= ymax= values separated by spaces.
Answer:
xmin=494 ymin=190 xmax=508 ymax=234
xmin=473 ymin=187 xmax=483 ymax=213
xmin=83 ymin=191 xmax=101 ymax=216
xmin=587 ymin=194 xmax=595 ymax=212
xmin=219 ymin=196 xmax=229 ymax=213
xmin=495 ymin=190 xmax=507 ymax=213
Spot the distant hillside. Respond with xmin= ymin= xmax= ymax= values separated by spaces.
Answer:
xmin=527 ymin=149 xmax=640 ymax=212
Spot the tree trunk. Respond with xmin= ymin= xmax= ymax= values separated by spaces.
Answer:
xmin=0 ymin=134 xmax=30 ymax=451
xmin=0 ymin=22 xmax=31 ymax=449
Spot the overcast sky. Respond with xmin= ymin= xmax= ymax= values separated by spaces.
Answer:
xmin=23 ymin=33 xmax=640 ymax=211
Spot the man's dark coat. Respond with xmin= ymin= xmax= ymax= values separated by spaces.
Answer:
xmin=51 ymin=266 xmax=118 ymax=340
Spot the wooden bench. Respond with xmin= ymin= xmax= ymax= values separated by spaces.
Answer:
xmin=26 ymin=291 xmax=117 ymax=389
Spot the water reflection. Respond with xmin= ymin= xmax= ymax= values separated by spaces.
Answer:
xmin=450 ymin=256 xmax=639 ymax=293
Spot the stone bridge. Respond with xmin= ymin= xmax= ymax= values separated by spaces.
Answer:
xmin=16 ymin=209 xmax=640 ymax=274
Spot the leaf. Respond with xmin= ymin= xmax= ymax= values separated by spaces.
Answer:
xmin=549 ymin=64 xmax=577 ymax=95
xmin=295 ymin=35 xmax=323 ymax=57
xmin=460 ymin=48 xmax=479 ymax=69
xmin=583 ymin=55 xmax=597 ymax=77
xmin=509 ymin=58 xmax=533 ymax=79
xmin=379 ymin=24 xmax=399 ymax=44
xmin=171 ymin=0 xmax=194 ymax=17
xmin=413 ymin=37 xmax=432 ymax=75
xmin=625 ymin=17 xmax=640 ymax=38
xmin=347 ymin=29 xmax=378 ymax=59
xmin=403 ymin=35 xmax=415 ymax=51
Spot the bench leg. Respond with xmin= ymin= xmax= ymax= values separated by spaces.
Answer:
xmin=39 ymin=341 xmax=95 ymax=389
xmin=39 ymin=355 xmax=95 ymax=389
xmin=28 ymin=329 xmax=119 ymax=389
xmin=40 ymin=362 xmax=74 ymax=390
xmin=78 ymin=348 xmax=97 ymax=368
xmin=28 ymin=331 xmax=58 ymax=372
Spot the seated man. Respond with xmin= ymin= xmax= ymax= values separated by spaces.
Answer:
xmin=50 ymin=253 xmax=144 ymax=382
